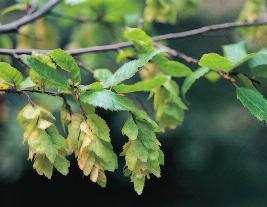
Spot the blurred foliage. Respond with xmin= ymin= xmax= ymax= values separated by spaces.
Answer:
xmin=1 ymin=0 xmax=267 ymax=205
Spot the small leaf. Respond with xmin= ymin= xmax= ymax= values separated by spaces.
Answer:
xmin=103 ymin=50 xmax=159 ymax=88
xmin=80 ymin=90 xmax=139 ymax=111
xmin=93 ymin=69 xmax=113 ymax=82
xmin=50 ymin=49 xmax=81 ymax=84
xmin=223 ymin=41 xmax=248 ymax=64
xmin=0 ymin=62 xmax=23 ymax=86
xmin=205 ymin=71 xmax=221 ymax=82
xmin=124 ymin=28 xmax=154 ymax=52
xmin=114 ymin=75 xmax=168 ymax=93
xmin=182 ymin=67 xmax=210 ymax=98
xmin=153 ymin=54 xmax=192 ymax=77
xmin=26 ymin=56 xmax=70 ymax=89
xmin=199 ymin=53 xmax=234 ymax=72
xmin=54 ymin=154 xmax=70 ymax=176
xmin=237 ymin=87 xmax=267 ymax=121
xmin=122 ymin=115 xmax=138 ymax=140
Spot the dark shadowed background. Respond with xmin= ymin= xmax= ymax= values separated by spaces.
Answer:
xmin=1 ymin=0 xmax=267 ymax=206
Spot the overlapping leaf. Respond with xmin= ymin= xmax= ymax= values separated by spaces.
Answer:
xmin=121 ymin=114 xmax=164 ymax=194
xmin=17 ymin=104 xmax=70 ymax=179
xmin=50 ymin=49 xmax=81 ymax=85
xmin=0 ymin=62 xmax=23 ymax=86
xmin=103 ymin=50 xmax=159 ymax=88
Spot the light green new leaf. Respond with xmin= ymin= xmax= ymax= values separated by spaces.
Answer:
xmin=199 ymin=53 xmax=234 ymax=72
xmin=80 ymin=89 xmax=139 ymax=111
xmin=124 ymin=28 xmax=154 ymax=52
xmin=182 ymin=67 xmax=210 ymax=98
xmin=0 ymin=62 xmax=23 ymax=86
xmin=94 ymin=69 xmax=113 ymax=82
xmin=26 ymin=56 xmax=70 ymax=89
xmin=237 ymin=87 xmax=267 ymax=121
xmin=114 ymin=75 xmax=168 ymax=93
xmin=103 ymin=50 xmax=159 ymax=88
xmin=223 ymin=41 xmax=248 ymax=64
xmin=50 ymin=49 xmax=81 ymax=85
xmin=153 ymin=54 xmax=192 ymax=77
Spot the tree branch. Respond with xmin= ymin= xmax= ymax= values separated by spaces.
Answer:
xmin=0 ymin=88 xmax=63 ymax=97
xmin=0 ymin=19 xmax=267 ymax=56
xmin=0 ymin=0 xmax=61 ymax=34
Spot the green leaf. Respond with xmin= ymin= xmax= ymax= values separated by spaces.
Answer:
xmin=199 ymin=53 xmax=234 ymax=72
xmin=223 ymin=41 xmax=248 ymax=64
xmin=153 ymin=53 xmax=192 ymax=78
xmin=116 ymin=49 xmax=136 ymax=62
xmin=153 ymin=54 xmax=192 ymax=77
xmin=80 ymin=90 xmax=139 ymax=111
xmin=50 ymin=49 xmax=81 ymax=85
xmin=93 ymin=69 xmax=113 ymax=82
xmin=205 ymin=71 xmax=221 ymax=82
xmin=124 ymin=28 xmax=154 ymax=52
xmin=182 ymin=67 xmax=210 ymax=98
xmin=122 ymin=115 xmax=138 ymax=140
xmin=249 ymin=49 xmax=267 ymax=78
xmin=19 ymin=77 xmax=35 ymax=89
xmin=103 ymin=50 xmax=159 ymax=88
xmin=0 ymin=62 xmax=23 ymax=86
xmin=114 ymin=75 xmax=168 ymax=93
xmin=88 ymin=114 xmax=110 ymax=142
xmin=237 ymin=87 xmax=267 ymax=121
xmin=54 ymin=154 xmax=70 ymax=176
xmin=26 ymin=56 xmax=70 ymax=89
xmin=237 ymin=74 xmax=256 ymax=90
xmin=33 ymin=155 xmax=53 ymax=179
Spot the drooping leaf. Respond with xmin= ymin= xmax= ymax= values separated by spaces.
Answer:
xmin=0 ymin=62 xmax=23 ymax=86
xmin=122 ymin=115 xmax=138 ymax=140
xmin=103 ymin=50 xmax=159 ymax=88
xmin=237 ymin=87 xmax=267 ymax=121
xmin=50 ymin=49 xmax=81 ymax=85
xmin=114 ymin=75 xmax=168 ymax=93
xmin=121 ymin=116 xmax=164 ymax=195
xmin=182 ymin=67 xmax=210 ymax=98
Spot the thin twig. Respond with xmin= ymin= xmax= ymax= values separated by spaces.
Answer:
xmin=0 ymin=0 xmax=60 ymax=34
xmin=161 ymin=44 xmax=237 ymax=86
xmin=0 ymin=20 xmax=267 ymax=56
xmin=0 ymin=88 xmax=63 ymax=97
